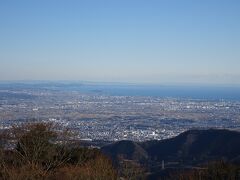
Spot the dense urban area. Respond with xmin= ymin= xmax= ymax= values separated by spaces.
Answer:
xmin=0 ymin=83 xmax=240 ymax=142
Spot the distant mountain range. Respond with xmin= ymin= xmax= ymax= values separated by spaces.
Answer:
xmin=101 ymin=129 xmax=240 ymax=178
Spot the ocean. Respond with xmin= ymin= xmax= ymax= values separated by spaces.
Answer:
xmin=63 ymin=83 xmax=240 ymax=101
xmin=1 ymin=82 xmax=240 ymax=101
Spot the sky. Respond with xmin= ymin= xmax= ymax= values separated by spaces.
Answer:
xmin=0 ymin=0 xmax=240 ymax=85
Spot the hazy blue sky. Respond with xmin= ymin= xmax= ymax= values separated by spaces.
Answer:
xmin=0 ymin=0 xmax=240 ymax=84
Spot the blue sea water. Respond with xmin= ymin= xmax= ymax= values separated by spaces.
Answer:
xmin=71 ymin=84 xmax=240 ymax=101
xmin=1 ymin=82 xmax=240 ymax=101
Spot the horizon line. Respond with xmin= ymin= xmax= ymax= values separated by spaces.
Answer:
xmin=0 ymin=80 xmax=240 ymax=87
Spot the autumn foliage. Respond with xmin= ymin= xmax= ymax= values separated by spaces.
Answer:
xmin=0 ymin=123 xmax=117 ymax=180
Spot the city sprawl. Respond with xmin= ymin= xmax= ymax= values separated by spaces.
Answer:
xmin=0 ymin=85 xmax=240 ymax=142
